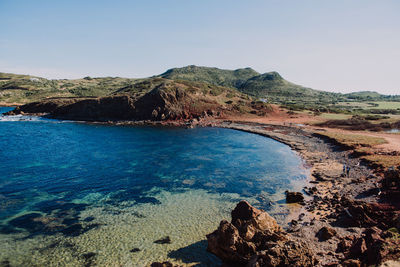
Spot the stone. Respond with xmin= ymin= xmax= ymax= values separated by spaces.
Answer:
xmin=150 ymin=262 xmax=174 ymax=267
xmin=285 ymin=191 xmax=305 ymax=204
xmin=154 ymin=236 xmax=171 ymax=244
xmin=342 ymin=259 xmax=361 ymax=267
xmin=316 ymin=226 xmax=337 ymax=241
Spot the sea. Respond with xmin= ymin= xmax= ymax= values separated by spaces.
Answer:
xmin=0 ymin=106 xmax=309 ymax=266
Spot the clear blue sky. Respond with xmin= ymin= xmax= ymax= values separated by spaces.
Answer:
xmin=1 ymin=0 xmax=399 ymax=94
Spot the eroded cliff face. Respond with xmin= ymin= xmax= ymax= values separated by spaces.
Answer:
xmin=133 ymin=83 xmax=220 ymax=121
xmin=5 ymin=82 xmax=227 ymax=122
xmin=7 ymin=98 xmax=80 ymax=115
xmin=51 ymin=96 xmax=136 ymax=121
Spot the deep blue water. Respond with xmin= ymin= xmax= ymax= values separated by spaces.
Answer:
xmin=0 ymin=106 xmax=307 ymax=265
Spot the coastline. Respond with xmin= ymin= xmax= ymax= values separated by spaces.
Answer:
xmin=216 ymin=120 xmax=399 ymax=266
xmin=1 ymin=109 xmax=399 ymax=266
xmin=0 ymin=102 xmax=20 ymax=107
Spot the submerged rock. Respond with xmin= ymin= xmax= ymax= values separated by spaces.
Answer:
xmin=154 ymin=236 xmax=171 ymax=244
xmin=206 ymin=200 xmax=316 ymax=266
xmin=285 ymin=191 xmax=305 ymax=204
xmin=150 ymin=261 xmax=175 ymax=267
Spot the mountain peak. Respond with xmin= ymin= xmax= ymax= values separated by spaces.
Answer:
xmin=159 ymin=65 xmax=260 ymax=89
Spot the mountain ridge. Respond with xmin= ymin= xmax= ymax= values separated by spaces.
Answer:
xmin=158 ymin=65 xmax=338 ymax=101
xmin=1 ymin=66 xmax=399 ymax=108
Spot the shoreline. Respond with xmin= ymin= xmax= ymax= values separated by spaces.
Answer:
xmin=217 ymin=120 xmax=399 ymax=266
xmin=1 ymin=109 xmax=399 ymax=265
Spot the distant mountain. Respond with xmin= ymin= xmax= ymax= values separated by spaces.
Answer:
xmin=344 ymin=91 xmax=383 ymax=100
xmin=158 ymin=65 xmax=335 ymax=101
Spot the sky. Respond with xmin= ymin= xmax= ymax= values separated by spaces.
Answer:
xmin=1 ymin=0 xmax=399 ymax=94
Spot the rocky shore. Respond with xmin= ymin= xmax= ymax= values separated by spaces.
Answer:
xmin=207 ymin=121 xmax=400 ymax=267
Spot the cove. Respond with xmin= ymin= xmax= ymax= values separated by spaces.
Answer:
xmin=0 ymin=107 xmax=308 ymax=266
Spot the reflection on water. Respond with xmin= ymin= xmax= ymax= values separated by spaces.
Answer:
xmin=386 ymin=128 xmax=399 ymax=133
xmin=0 ymin=107 xmax=309 ymax=266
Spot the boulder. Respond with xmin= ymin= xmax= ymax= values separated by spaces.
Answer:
xmin=342 ymin=259 xmax=361 ymax=267
xmin=206 ymin=200 xmax=316 ymax=266
xmin=285 ymin=191 xmax=305 ymax=204
xmin=316 ymin=226 xmax=337 ymax=241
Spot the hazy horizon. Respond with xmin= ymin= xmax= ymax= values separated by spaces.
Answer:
xmin=1 ymin=0 xmax=399 ymax=94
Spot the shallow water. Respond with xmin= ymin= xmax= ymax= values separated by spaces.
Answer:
xmin=386 ymin=128 xmax=399 ymax=133
xmin=0 ymin=107 xmax=309 ymax=266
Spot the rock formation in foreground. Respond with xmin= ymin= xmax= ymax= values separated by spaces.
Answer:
xmin=206 ymin=200 xmax=317 ymax=267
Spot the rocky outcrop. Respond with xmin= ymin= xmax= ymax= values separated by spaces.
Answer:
xmin=335 ymin=197 xmax=398 ymax=229
xmin=337 ymin=227 xmax=400 ymax=266
xmin=5 ymin=82 xmax=224 ymax=122
xmin=206 ymin=201 xmax=316 ymax=266
xmin=5 ymin=98 xmax=80 ymax=115
xmin=133 ymin=82 xmax=220 ymax=121
xmin=51 ymin=95 xmax=136 ymax=121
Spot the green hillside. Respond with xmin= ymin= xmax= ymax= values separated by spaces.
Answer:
xmin=1 ymin=67 xmax=399 ymax=115
xmin=343 ymin=91 xmax=400 ymax=101
xmin=0 ymin=72 xmax=254 ymax=111
xmin=0 ymin=72 xmax=140 ymax=104
xmin=239 ymin=72 xmax=316 ymax=98
xmin=158 ymin=65 xmax=345 ymax=108
xmin=159 ymin=65 xmax=260 ymax=89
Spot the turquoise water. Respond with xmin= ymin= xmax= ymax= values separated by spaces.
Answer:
xmin=0 ymin=107 xmax=308 ymax=266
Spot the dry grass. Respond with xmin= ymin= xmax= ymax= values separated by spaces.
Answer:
xmin=361 ymin=154 xmax=400 ymax=169
xmin=316 ymin=132 xmax=387 ymax=149
xmin=316 ymin=131 xmax=399 ymax=170
xmin=319 ymin=113 xmax=352 ymax=120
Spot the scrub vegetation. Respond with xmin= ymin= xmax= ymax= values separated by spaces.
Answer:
xmin=1 ymin=66 xmax=399 ymax=121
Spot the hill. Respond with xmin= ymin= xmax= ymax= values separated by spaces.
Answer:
xmin=0 ymin=72 xmax=139 ymax=104
xmin=158 ymin=65 xmax=342 ymax=103
xmin=343 ymin=91 xmax=399 ymax=101
xmin=159 ymin=65 xmax=260 ymax=89
xmin=6 ymin=77 xmax=271 ymax=122
xmin=2 ymin=67 xmax=399 ymax=116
